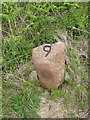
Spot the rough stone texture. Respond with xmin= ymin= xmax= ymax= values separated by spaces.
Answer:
xmin=32 ymin=42 xmax=65 ymax=88
xmin=29 ymin=70 xmax=38 ymax=80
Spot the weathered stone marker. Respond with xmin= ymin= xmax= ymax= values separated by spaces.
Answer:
xmin=32 ymin=42 xmax=65 ymax=88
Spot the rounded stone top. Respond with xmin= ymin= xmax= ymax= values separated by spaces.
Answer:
xmin=32 ymin=42 xmax=65 ymax=63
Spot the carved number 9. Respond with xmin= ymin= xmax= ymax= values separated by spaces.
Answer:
xmin=43 ymin=45 xmax=51 ymax=57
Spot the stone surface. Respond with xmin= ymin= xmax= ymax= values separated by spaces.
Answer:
xmin=29 ymin=70 xmax=38 ymax=80
xmin=32 ymin=42 xmax=65 ymax=88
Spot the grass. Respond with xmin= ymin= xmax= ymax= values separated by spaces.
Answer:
xmin=3 ymin=77 xmax=42 ymax=118
xmin=2 ymin=35 xmax=88 ymax=118
xmin=2 ymin=35 xmax=42 ymax=118
xmin=2 ymin=2 xmax=88 ymax=118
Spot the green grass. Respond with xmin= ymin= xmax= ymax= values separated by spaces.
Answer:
xmin=3 ymin=78 xmax=42 ymax=118
xmin=2 ymin=2 xmax=89 ymax=118
xmin=2 ymin=33 xmax=88 ymax=118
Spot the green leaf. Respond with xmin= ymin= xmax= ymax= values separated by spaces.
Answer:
xmin=0 ymin=13 xmax=9 ymax=20
xmin=10 ymin=7 xmax=23 ymax=21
